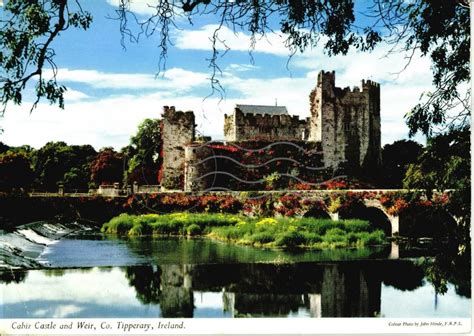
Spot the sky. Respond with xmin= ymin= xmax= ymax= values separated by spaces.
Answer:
xmin=1 ymin=0 xmax=431 ymax=151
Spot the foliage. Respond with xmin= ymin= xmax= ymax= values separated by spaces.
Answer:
xmin=0 ymin=0 xmax=92 ymax=112
xmin=0 ymin=142 xmax=10 ymax=155
xmin=102 ymin=212 xmax=241 ymax=236
xmin=381 ymin=140 xmax=423 ymax=188
xmin=31 ymin=142 xmax=96 ymax=191
xmin=1 ymin=1 xmax=469 ymax=141
xmin=125 ymin=119 xmax=162 ymax=185
xmin=403 ymin=127 xmax=470 ymax=241
xmin=90 ymin=147 xmax=124 ymax=187
xmin=0 ymin=151 xmax=34 ymax=190
xmin=103 ymin=212 xmax=385 ymax=250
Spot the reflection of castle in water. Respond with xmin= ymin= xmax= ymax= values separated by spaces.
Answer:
xmin=126 ymin=261 xmax=424 ymax=318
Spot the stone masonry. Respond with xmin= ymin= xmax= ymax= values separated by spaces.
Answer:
xmin=160 ymin=106 xmax=195 ymax=190
xmin=160 ymin=70 xmax=382 ymax=191
xmin=309 ymin=71 xmax=381 ymax=171
xmin=224 ymin=104 xmax=309 ymax=141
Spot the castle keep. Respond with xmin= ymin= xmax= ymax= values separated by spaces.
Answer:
xmin=160 ymin=70 xmax=382 ymax=191
xmin=309 ymin=71 xmax=381 ymax=170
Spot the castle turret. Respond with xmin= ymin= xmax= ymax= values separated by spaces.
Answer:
xmin=309 ymin=71 xmax=381 ymax=172
xmin=161 ymin=106 xmax=195 ymax=190
xmin=184 ymin=144 xmax=214 ymax=192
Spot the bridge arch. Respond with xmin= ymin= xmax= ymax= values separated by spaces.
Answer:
xmin=398 ymin=206 xmax=458 ymax=239
xmin=303 ymin=207 xmax=331 ymax=219
xmin=339 ymin=201 xmax=393 ymax=236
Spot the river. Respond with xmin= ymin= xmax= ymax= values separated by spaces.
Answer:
xmin=0 ymin=226 xmax=470 ymax=318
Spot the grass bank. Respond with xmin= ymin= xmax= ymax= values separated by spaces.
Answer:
xmin=101 ymin=213 xmax=386 ymax=249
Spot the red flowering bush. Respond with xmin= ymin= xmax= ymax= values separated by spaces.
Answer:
xmin=294 ymin=183 xmax=311 ymax=190
xmin=387 ymin=198 xmax=409 ymax=215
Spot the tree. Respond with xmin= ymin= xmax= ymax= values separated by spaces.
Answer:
xmin=0 ymin=0 xmax=92 ymax=113
xmin=0 ymin=142 xmax=10 ymax=155
xmin=404 ymin=127 xmax=470 ymax=244
xmin=0 ymin=0 xmax=469 ymax=134
xmin=90 ymin=147 xmax=124 ymax=186
xmin=0 ymin=151 xmax=34 ymax=191
xmin=381 ymin=140 xmax=423 ymax=188
xmin=31 ymin=141 xmax=96 ymax=191
xmin=126 ymin=119 xmax=162 ymax=185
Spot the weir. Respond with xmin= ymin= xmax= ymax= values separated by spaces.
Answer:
xmin=0 ymin=221 xmax=93 ymax=270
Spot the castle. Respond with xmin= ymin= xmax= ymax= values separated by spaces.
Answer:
xmin=160 ymin=70 xmax=381 ymax=192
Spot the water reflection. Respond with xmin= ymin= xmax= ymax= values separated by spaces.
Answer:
xmin=2 ymin=260 xmax=469 ymax=318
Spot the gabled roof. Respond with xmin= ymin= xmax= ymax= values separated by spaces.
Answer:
xmin=236 ymin=104 xmax=288 ymax=116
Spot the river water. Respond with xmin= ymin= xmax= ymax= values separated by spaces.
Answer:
xmin=0 ymin=229 xmax=470 ymax=319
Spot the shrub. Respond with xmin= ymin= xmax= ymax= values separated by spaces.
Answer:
xmin=249 ymin=232 xmax=275 ymax=244
xmin=342 ymin=219 xmax=371 ymax=232
xmin=323 ymin=228 xmax=348 ymax=244
xmin=275 ymin=231 xmax=305 ymax=248
xmin=186 ymin=224 xmax=202 ymax=236
xmin=102 ymin=214 xmax=135 ymax=234
xmin=302 ymin=232 xmax=322 ymax=244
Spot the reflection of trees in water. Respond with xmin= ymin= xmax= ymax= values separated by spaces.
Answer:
xmin=421 ymin=244 xmax=471 ymax=298
xmin=381 ymin=260 xmax=424 ymax=291
xmin=122 ymin=254 xmax=470 ymax=317
xmin=233 ymin=294 xmax=305 ymax=317
xmin=0 ymin=269 xmax=27 ymax=284
xmin=124 ymin=264 xmax=194 ymax=317
xmin=125 ymin=266 xmax=162 ymax=304
xmin=159 ymin=265 xmax=194 ymax=318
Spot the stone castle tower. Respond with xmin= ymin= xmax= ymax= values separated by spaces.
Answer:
xmin=158 ymin=70 xmax=382 ymax=192
xmin=309 ymin=70 xmax=381 ymax=171
xmin=160 ymin=106 xmax=195 ymax=190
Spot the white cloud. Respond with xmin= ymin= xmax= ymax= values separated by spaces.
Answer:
xmin=1 ymin=64 xmax=429 ymax=150
xmin=106 ymin=0 xmax=159 ymax=16
xmin=64 ymin=88 xmax=90 ymax=102
xmin=3 ymin=31 xmax=434 ymax=150
xmin=174 ymin=24 xmax=290 ymax=57
xmin=226 ymin=63 xmax=260 ymax=73
xmin=45 ymin=68 xmax=208 ymax=92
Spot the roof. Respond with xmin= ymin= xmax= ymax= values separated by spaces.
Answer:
xmin=235 ymin=104 xmax=288 ymax=116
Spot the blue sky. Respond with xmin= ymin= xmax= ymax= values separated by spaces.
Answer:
xmin=1 ymin=0 xmax=431 ymax=150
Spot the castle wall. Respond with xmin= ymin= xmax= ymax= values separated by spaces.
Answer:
xmin=184 ymin=145 xmax=214 ymax=192
xmin=161 ymin=106 xmax=195 ymax=190
xmin=309 ymin=71 xmax=381 ymax=171
xmin=183 ymin=141 xmax=325 ymax=192
xmin=224 ymin=109 xmax=309 ymax=142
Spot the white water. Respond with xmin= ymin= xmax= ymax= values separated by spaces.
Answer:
xmin=0 ymin=222 xmax=87 ymax=269
xmin=17 ymin=229 xmax=55 ymax=245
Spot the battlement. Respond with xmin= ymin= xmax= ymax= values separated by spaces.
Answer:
xmin=361 ymin=79 xmax=380 ymax=89
xmin=224 ymin=106 xmax=308 ymax=141
xmin=317 ymin=70 xmax=336 ymax=85
xmin=162 ymin=106 xmax=195 ymax=122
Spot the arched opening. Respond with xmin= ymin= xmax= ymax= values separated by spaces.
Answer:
xmin=303 ymin=207 xmax=331 ymax=219
xmin=399 ymin=207 xmax=457 ymax=239
xmin=339 ymin=203 xmax=392 ymax=236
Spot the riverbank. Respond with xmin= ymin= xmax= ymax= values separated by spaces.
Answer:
xmin=101 ymin=213 xmax=386 ymax=249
